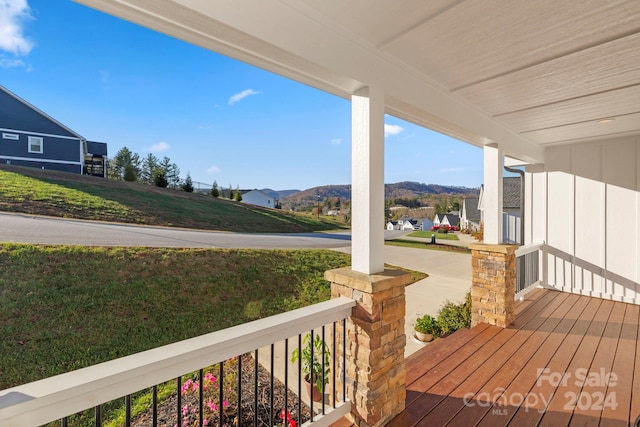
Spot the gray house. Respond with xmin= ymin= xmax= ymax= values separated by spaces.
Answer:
xmin=0 ymin=85 xmax=107 ymax=177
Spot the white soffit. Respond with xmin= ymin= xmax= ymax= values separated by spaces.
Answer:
xmin=74 ymin=0 xmax=640 ymax=157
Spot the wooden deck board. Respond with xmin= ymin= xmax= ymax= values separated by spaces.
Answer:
xmin=390 ymin=289 xmax=639 ymax=427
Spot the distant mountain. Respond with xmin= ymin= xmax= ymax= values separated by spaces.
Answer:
xmin=280 ymin=181 xmax=480 ymax=210
xmin=259 ymin=188 xmax=300 ymax=199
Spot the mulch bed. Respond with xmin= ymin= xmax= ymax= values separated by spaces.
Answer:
xmin=132 ymin=354 xmax=311 ymax=427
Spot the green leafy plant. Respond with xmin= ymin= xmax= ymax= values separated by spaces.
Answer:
xmin=414 ymin=314 xmax=441 ymax=337
xmin=291 ymin=333 xmax=330 ymax=393
xmin=437 ymin=291 xmax=472 ymax=334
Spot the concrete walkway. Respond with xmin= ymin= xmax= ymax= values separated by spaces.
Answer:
xmin=259 ymin=244 xmax=472 ymax=404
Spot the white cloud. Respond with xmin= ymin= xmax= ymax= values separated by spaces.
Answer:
xmin=228 ymin=89 xmax=259 ymax=105
xmin=149 ymin=142 xmax=170 ymax=153
xmin=330 ymin=138 xmax=342 ymax=145
xmin=384 ymin=124 xmax=404 ymax=137
xmin=206 ymin=165 xmax=221 ymax=174
xmin=0 ymin=56 xmax=23 ymax=68
xmin=0 ymin=0 xmax=34 ymax=55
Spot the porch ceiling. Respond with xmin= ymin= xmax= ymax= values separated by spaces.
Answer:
xmin=75 ymin=0 xmax=640 ymax=162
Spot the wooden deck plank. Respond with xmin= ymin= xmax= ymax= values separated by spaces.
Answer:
xmin=476 ymin=293 xmax=589 ymax=427
xmin=421 ymin=293 xmax=580 ymax=427
xmin=567 ymin=301 xmax=626 ymax=426
xmin=501 ymin=296 xmax=601 ymax=427
xmin=537 ymin=298 xmax=615 ymax=426
xmin=387 ymin=326 xmax=504 ymax=426
xmin=405 ymin=326 xmax=484 ymax=384
xmin=600 ymin=303 xmax=639 ymax=427
xmin=443 ymin=291 xmax=574 ymax=426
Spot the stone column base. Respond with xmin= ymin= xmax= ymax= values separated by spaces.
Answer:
xmin=469 ymin=244 xmax=518 ymax=328
xmin=326 ymin=267 xmax=411 ymax=427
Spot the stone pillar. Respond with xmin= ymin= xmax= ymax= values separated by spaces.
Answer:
xmin=470 ymin=244 xmax=518 ymax=328
xmin=326 ymin=267 xmax=411 ymax=427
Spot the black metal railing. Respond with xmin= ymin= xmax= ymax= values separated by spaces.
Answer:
xmin=1 ymin=298 xmax=354 ymax=427
xmin=51 ymin=321 xmax=347 ymax=427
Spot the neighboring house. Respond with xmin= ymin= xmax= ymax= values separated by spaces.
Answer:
xmin=397 ymin=216 xmax=418 ymax=231
xmin=461 ymin=197 xmax=481 ymax=231
xmin=420 ymin=219 xmax=434 ymax=231
xmin=440 ymin=213 xmax=460 ymax=229
xmin=0 ymin=85 xmax=107 ymax=176
xmin=478 ymin=177 xmax=522 ymax=244
xmin=386 ymin=221 xmax=397 ymax=230
xmin=240 ymin=189 xmax=276 ymax=209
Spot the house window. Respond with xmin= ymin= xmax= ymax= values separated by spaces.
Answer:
xmin=28 ymin=136 xmax=43 ymax=153
xmin=2 ymin=133 xmax=19 ymax=140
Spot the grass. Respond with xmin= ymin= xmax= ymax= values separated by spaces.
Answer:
xmin=0 ymin=244 xmax=354 ymax=389
xmin=0 ymin=166 xmax=349 ymax=233
xmin=407 ymin=230 xmax=459 ymax=240
xmin=386 ymin=239 xmax=471 ymax=254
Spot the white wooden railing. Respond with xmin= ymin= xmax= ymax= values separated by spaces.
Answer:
xmin=515 ymin=242 xmax=544 ymax=300
xmin=0 ymin=297 xmax=355 ymax=427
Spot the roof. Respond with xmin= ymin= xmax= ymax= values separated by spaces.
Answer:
xmin=463 ymin=198 xmax=481 ymax=222
xmin=86 ymin=141 xmax=108 ymax=157
xmin=503 ymin=177 xmax=521 ymax=209
xmin=442 ymin=214 xmax=460 ymax=227
xmin=0 ymin=85 xmax=85 ymax=140
xmin=77 ymin=1 xmax=640 ymax=162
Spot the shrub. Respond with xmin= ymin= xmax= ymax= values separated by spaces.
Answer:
xmin=437 ymin=291 xmax=472 ymax=334
xmin=415 ymin=314 xmax=441 ymax=337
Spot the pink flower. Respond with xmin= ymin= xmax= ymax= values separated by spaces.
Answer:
xmin=182 ymin=405 xmax=189 ymax=416
xmin=203 ymin=420 xmax=209 ymax=426
xmin=207 ymin=400 xmax=218 ymax=412
xmin=287 ymin=419 xmax=297 ymax=427
xmin=223 ymin=400 xmax=229 ymax=408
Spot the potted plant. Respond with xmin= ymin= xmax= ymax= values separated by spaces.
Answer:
xmin=291 ymin=333 xmax=330 ymax=402
xmin=414 ymin=314 xmax=441 ymax=342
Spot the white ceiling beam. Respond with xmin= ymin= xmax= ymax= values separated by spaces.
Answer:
xmin=74 ymin=0 xmax=545 ymax=163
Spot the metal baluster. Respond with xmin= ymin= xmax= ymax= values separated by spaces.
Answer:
xmin=310 ymin=330 xmax=314 ymax=422
xmin=177 ymin=376 xmax=182 ymax=425
xmin=284 ymin=338 xmax=289 ymax=424
xmin=125 ymin=394 xmax=131 ymax=427
xmin=61 ymin=417 xmax=68 ymax=427
xmin=332 ymin=321 xmax=337 ymax=408
xmin=254 ymin=349 xmax=259 ymax=427
xmin=219 ymin=361 xmax=224 ymax=427
xmin=321 ymin=326 xmax=326 ymax=414
xmin=237 ymin=355 xmax=242 ymax=426
xmin=199 ymin=369 xmax=204 ymax=427
xmin=152 ymin=385 xmax=158 ymax=427
xmin=270 ymin=344 xmax=274 ymax=427
xmin=343 ymin=318 xmax=346 ymax=401
xmin=95 ymin=405 xmax=101 ymax=427
xmin=297 ymin=334 xmax=302 ymax=427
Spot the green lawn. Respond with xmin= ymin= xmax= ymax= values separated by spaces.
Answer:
xmin=407 ymin=230 xmax=459 ymax=240
xmin=0 ymin=166 xmax=348 ymax=233
xmin=386 ymin=239 xmax=471 ymax=254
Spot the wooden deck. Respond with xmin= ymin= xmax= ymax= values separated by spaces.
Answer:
xmin=333 ymin=288 xmax=640 ymax=426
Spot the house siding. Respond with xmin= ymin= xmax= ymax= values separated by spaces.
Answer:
xmin=1 ymin=158 xmax=82 ymax=174
xmin=0 ymin=133 xmax=82 ymax=163
xmin=530 ymin=136 xmax=640 ymax=305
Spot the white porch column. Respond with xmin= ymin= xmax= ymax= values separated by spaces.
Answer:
xmin=483 ymin=143 xmax=504 ymax=244
xmin=351 ymin=86 xmax=385 ymax=274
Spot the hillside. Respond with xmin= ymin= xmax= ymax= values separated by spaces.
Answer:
xmin=0 ymin=165 xmax=347 ymax=233
xmin=281 ymin=181 xmax=479 ymax=211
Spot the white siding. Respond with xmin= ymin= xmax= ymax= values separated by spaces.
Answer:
xmin=534 ymin=136 xmax=640 ymax=304
xmin=241 ymin=190 xmax=275 ymax=208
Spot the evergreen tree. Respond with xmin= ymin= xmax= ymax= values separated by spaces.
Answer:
xmin=123 ymin=163 xmax=137 ymax=182
xmin=152 ymin=167 xmax=168 ymax=188
xmin=234 ymin=186 xmax=242 ymax=201
xmin=111 ymin=147 xmax=141 ymax=180
xmin=228 ymin=184 xmax=233 ymax=199
xmin=181 ymin=173 xmax=194 ymax=193
xmin=140 ymin=153 xmax=159 ymax=184
xmin=211 ymin=180 xmax=220 ymax=197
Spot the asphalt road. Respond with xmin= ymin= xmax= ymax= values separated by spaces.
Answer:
xmin=0 ymin=212 xmax=408 ymax=249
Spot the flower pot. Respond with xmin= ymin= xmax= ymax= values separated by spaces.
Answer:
xmin=305 ymin=380 xmax=323 ymax=402
xmin=415 ymin=330 xmax=434 ymax=342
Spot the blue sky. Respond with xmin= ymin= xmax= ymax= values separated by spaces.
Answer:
xmin=0 ymin=0 xmax=483 ymax=190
